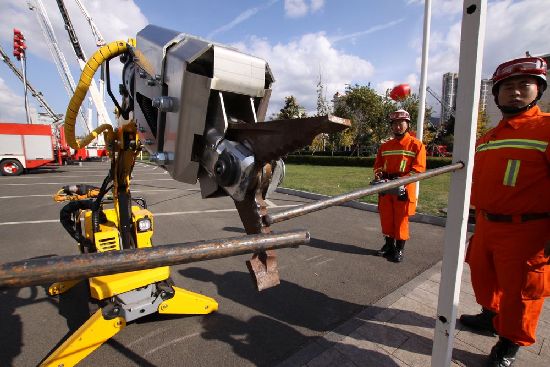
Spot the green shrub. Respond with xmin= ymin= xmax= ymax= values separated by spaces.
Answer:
xmin=284 ymin=155 xmax=452 ymax=169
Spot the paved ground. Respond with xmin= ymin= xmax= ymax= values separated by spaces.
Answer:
xmin=277 ymin=262 xmax=549 ymax=367
xmin=0 ymin=161 xmax=546 ymax=366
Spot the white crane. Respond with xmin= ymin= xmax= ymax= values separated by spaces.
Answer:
xmin=27 ymin=0 xmax=92 ymax=134
xmin=74 ymin=0 xmax=106 ymax=47
xmin=54 ymin=0 xmax=112 ymax=138
xmin=73 ymin=0 xmax=107 ymax=122
xmin=427 ymin=86 xmax=455 ymax=120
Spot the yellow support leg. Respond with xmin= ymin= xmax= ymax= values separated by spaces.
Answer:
xmin=40 ymin=309 xmax=125 ymax=367
xmin=158 ymin=286 xmax=218 ymax=315
xmin=48 ymin=279 xmax=82 ymax=296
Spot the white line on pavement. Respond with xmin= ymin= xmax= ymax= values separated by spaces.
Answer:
xmin=305 ymin=255 xmax=323 ymax=261
xmin=0 ymin=204 xmax=298 ymax=226
xmin=315 ymin=258 xmax=335 ymax=266
xmin=0 ymin=188 xmax=196 ymax=199
xmin=0 ymin=173 xmax=168 ymax=179
xmin=0 ymin=219 xmax=59 ymax=225
xmin=1 ymin=179 xmax=176 ymax=186
xmin=144 ymin=333 xmax=200 ymax=356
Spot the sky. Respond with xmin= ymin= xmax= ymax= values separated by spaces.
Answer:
xmin=0 ymin=0 xmax=549 ymax=133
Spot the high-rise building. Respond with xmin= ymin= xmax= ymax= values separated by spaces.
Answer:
xmin=479 ymin=78 xmax=490 ymax=112
xmin=441 ymin=72 xmax=458 ymax=124
xmin=439 ymin=73 xmax=489 ymax=124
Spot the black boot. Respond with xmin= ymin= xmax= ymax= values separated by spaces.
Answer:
xmin=377 ymin=237 xmax=396 ymax=258
xmin=486 ymin=337 xmax=520 ymax=367
xmin=459 ymin=307 xmax=497 ymax=335
xmin=390 ymin=240 xmax=405 ymax=262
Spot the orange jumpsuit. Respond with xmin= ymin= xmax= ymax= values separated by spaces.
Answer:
xmin=468 ymin=105 xmax=550 ymax=346
xmin=374 ymin=132 xmax=426 ymax=240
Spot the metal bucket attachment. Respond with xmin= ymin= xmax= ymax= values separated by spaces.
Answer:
xmin=246 ymin=250 xmax=279 ymax=291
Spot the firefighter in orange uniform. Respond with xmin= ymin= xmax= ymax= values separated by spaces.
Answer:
xmin=374 ymin=109 xmax=426 ymax=262
xmin=460 ymin=56 xmax=550 ymax=367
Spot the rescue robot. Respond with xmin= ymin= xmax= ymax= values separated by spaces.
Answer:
xmin=43 ymin=25 xmax=349 ymax=366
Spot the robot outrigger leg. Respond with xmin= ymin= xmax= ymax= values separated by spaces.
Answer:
xmin=157 ymin=285 xmax=219 ymax=315
xmin=47 ymin=279 xmax=81 ymax=296
xmin=40 ymin=309 xmax=125 ymax=367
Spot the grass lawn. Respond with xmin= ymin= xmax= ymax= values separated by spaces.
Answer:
xmin=281 ymin=164 xmax=451 ymax=216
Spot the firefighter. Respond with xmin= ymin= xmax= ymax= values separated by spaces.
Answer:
xmin=460 ymin=56 xmax=550 ymax=367
xmin=373 ymin=109 xmax=426 ymax=262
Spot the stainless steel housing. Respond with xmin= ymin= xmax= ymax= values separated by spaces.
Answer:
xmin=132 ymin=25 xmax=274 ymax=200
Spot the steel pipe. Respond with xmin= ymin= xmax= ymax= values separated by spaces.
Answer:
xmin=265 ymin=162 xmax=464 ymax=225
xmin=0 ymin=230 xmax=309 ymax=288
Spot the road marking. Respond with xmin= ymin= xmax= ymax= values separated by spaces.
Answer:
xmin=316 ymin=258 xmax=335 ymax=266
xmin=1 ymin=178 xmax=176 ymax=186
xmin=144 ymin=332 xmax=200 ymax=356
xmin=264 ymin=199 xmax=276 ymax=207
xmin=0 ymin=188 xmax=194 ymax=199
xmin=127 ymin=327 xmax=172 ymax=348
xmin=305 ymin=255 xmax=323 ymax=261
xmin=0 ymin=173 xmax=169 ymax=179
xmin=0 ymin=219 xmax=59 ymax=226
xmin=0 ymin=204 xmax=298 ymax=226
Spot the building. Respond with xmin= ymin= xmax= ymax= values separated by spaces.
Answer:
xmin=441 ymin=72 xmax=458 ymax=124
xmin=439 ymin=73 xmax=490 ymax=125
xmin=479 ymin=78 xmax=490 ymax=112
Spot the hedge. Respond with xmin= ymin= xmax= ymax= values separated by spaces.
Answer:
xmin=283 ymin=155 xmax=453 ymax=169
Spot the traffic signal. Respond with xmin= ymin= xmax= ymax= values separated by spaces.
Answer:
xmin=13 ymin=28 xmax=27 ymax=61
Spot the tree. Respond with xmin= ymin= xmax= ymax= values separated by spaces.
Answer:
xmin=275 ymin=96 xmax=307 ymax=120
xmin=333 ymin=84 xmax=388 ymax=156
xmin=333 ymin=84 xmax=433 ymax=156
xmin=315 ymin=75 xmax=342 ymax=155
xmin=477 ymin=109 xmax=490 ymax=138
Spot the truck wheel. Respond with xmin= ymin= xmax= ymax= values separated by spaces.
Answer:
xmin=0 ymin=159 xmax=24 ymax=176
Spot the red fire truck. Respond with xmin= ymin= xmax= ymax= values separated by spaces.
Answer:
xmin=0 ymin=122 xmax=55 ymax=176
xmin=56 ymin=126 xmax=108 ymax=163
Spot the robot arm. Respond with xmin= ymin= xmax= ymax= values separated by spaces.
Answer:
xmin=63 ymin=24 xmax=349 ymax=290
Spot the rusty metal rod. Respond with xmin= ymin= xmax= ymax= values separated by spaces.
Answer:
xmin=265 ymin=162 xmax=464 ymax=225
xmin=0 ymin=230 xmax=309 ymax=288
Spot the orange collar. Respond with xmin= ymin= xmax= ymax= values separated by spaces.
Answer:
xmin=500 ymin=106 xmax=542 ymax=129
xmin=393 ymin=132 xmax=411 ymax=145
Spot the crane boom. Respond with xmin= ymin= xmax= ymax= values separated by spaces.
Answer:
xmin=427 ymin=86 xmax=455 ymax=119
xmin=55 ymin=0 xmax=85 ymax=60
xmin=28 ymin=0 xmax=90 ymax=133
xmin=54 ymin=0 xmax=112 ymax=128
xmin=0 ymin=45 xmax=61 ymax=123
xmin=74 ymin=0 xmax=106 ymax=46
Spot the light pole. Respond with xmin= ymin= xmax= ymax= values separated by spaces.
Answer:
xmin=13 ymin=28 xmax=31 ymax=124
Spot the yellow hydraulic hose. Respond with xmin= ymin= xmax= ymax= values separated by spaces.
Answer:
xmin=64 ymin=39 xmax=136 ymax=149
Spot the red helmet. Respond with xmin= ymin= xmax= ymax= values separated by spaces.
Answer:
xmin=491 ymin=56 xmax=547 ymax=96
xmin=389 ymin=109 xmax=411 ymax=122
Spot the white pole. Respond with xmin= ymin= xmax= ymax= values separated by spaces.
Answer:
xmin=416 ymin=0 xmax=431 ymax=199
xmin=431 ymin=1 xmax=486 ymax=366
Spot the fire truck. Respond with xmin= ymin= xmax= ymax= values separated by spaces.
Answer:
xmin=56 ymin=125 xmax=108 ymax=163
xmin=0 ymin=122 xmax=55 ymax=176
